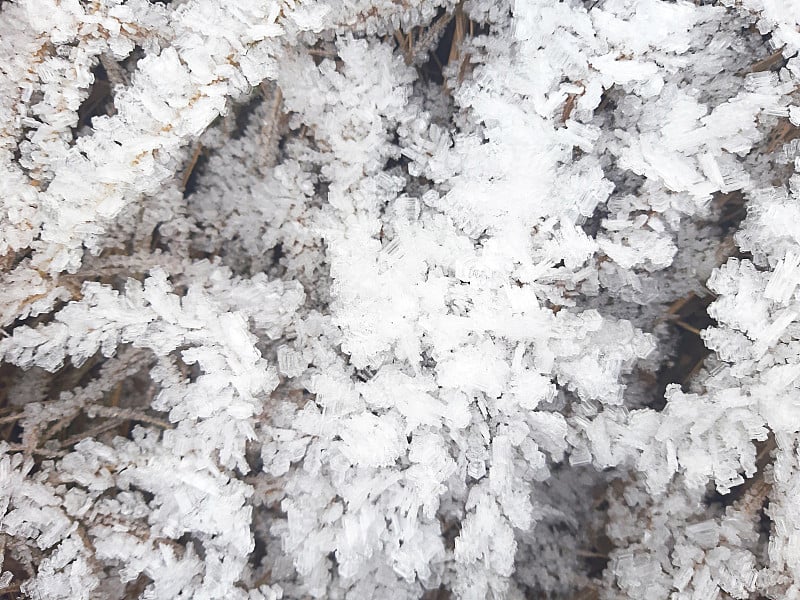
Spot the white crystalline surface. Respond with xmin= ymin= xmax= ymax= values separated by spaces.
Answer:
xmin=1 ymin=0 xmax=800 ymax=598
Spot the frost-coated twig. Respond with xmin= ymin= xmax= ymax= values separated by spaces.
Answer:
xmin=84 ymin=406 xmax=172 ymax=430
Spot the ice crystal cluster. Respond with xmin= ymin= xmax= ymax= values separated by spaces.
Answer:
xmin=2 ymin=0 xmax=800 ymax=598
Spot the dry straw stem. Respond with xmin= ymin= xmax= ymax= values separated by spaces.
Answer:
xmin=767 ymin=118 xmax=800 ymax=153
xmin=448 ymin=4 xmax=467 ymax=66
xmin=394 ymin=29 xmax=412 ymax=62
xmin=259 ymin=82 xmax=285 ymax=170
xmin=0 ymin=412 xmax=23 ymax=425
xmin=411 ymin=10 xmax=460 ymax=66
xmin=397 ymin=8 xmax=454 ymax=66
xmin=181 ymin=142 xmax=204 ymax=191
xmin=561 ymin=82 xmax=586 ymax=123
xmin=730 ymin=436 xmax=776 ymax=516
xmin=674 ymin=320 xmax=702 ymax=336
xmin=665 ymin=292 xmax=696 ymax=317
xmin=0 ymin=583 xmax=21 ymax=596
xmin=745 ymin=47 xmax=785 ymax=74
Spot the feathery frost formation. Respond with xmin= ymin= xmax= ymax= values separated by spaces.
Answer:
xmin=1 ymin=0 xmax=800 ymax=598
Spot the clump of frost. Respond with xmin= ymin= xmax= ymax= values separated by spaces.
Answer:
xmin=2 ymin=0 xmax=800 ymax=598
